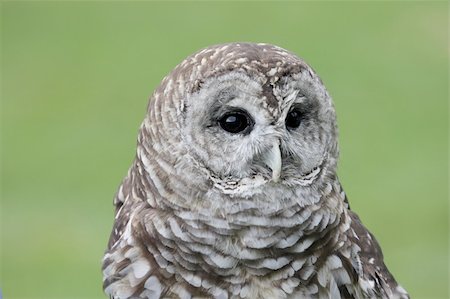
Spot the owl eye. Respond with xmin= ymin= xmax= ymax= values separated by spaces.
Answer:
xmin=286 ymin=108 xmax=302 ymax=129
xmin=218 ymin=110 xmax=253 ymax=134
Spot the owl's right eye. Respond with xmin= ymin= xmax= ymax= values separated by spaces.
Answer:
xmin=218 ymin=110 xmax=253 ymax=134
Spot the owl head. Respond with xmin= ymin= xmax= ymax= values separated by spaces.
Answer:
xmin=138 ymin=43 xmax=339 ymax=204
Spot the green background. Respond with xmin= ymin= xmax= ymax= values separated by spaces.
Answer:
xmin=1 ymin=1 xmax=448 ymax=299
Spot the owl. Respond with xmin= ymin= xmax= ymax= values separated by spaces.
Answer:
xmin=102 ymin=43 xmax=409 ymax=299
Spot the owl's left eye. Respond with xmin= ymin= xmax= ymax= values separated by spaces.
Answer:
xmin=218 ymin=110 xmax=253 ymax=134
xmin=286 ymin=108 xmax=302 ymax=129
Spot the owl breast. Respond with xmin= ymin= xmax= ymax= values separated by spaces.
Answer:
xmin=108 ymin=181 xmax=349 ymax=299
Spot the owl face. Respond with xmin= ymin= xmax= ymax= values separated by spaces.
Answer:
xmin=174 ymin=45 xmax=338 ymax=196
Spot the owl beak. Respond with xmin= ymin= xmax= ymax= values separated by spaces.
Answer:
xmin=263 ymin=141 xmax=282 ymax=182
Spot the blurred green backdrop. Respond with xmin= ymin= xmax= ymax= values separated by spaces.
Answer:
xmin=1 ymin=1 xmax=448 ymax=299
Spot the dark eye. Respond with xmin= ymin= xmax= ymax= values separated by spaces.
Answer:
xmin=218 ymin=111 xmax=253 ymax=134
xmin=286 ymin=109 xmax=302 ymax=129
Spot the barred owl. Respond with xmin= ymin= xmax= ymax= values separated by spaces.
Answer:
xmin=102 ymin=43 xmax=409 ymax=299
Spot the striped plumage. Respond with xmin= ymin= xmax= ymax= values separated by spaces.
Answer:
xmin=102 ymin=43 xmax=409 ymax=299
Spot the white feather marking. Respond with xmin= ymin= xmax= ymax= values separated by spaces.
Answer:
xmin=289 ymin=237 xmax=314 ymax=253
xmin=327 ymin=255 xmax=343 ymax=269
xmin=275 ymin=232 xmax=302 ymax=248
xmin=152 ymin=216 xmax=172 ymax=239
xmin=138 ymin=147 xmax=170 ymax=198
xmin=352 ymin=228 xmax=360 ymax=240
xmin=259 ymin=257 xmax=290 ymax=270
xmin=329 ymin=276 xmax=341 ymax=299
xmin=235 ymin=57 xmax=248 ymax=64
xmin=153 ymin=253 xmax=168 ymax=268
xmin=323 ymin=182 xmax=333 ymax=195
xmin=183 ymin=271 xmax=202 ymax=288
xmin=202 ymin=278 xmax=213 ymax=289
xmin=105 ymin=275 xmax=138 ymax=299
xmin=124 ymin=247 xmax=139 ymax=259
xmin=299 ymin=266 xmax=314 ymax=280
xmin=359 ymin=278 xmax=375 ymax=292
xmin=240 ymin=285 xmax=250 ymax=298
xmin=208 ymin=252 xmax=238 ymax=268
xmin=205 ymin=217 xmax=231 ymax=229
xmin=317 ymin=267 xmax=328 ymax=287
xmin=310 ymin=213 xmax=322 ymax=228
xmin=281 ymin=280 xmax=294 ymax=294
xmin=171 ymin=284 xmax=191 ymax=299
xmin=159 ymin=247 xmax=174 ymax=262
xmin=166 ymin=264 xmax=175 ymax=274
xmin=131 ymin=258 xmax=150 ymax=279
xmin=168 ymin=217 xmax=191 ymax=242
xmin=121 ymin=214 xmax=135 ymax=243
xmin=295 ymin=165 xmax=322 ymax=186
xmin=332 ymin=268 xmax=352 ymax=285
xmin=265 ymin=67 xmax=277 ymax=77
xmin=286 ymin=277 xmax=300 ymax=289
xmin=292 ymin=259 xmax=306 ymax=271
xmin=211 ymin=286 xmax=229 ymax=299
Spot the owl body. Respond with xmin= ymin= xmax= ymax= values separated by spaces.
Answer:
xmin=102 ymin=43 xmax=409 ymax=299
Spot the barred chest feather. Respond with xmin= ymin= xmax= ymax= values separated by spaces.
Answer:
xmin=102 ymin=177 xmax=407 ymax=299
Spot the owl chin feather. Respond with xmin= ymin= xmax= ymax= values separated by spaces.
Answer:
xmin=205 ymin=153 xmax=328 ymax=198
